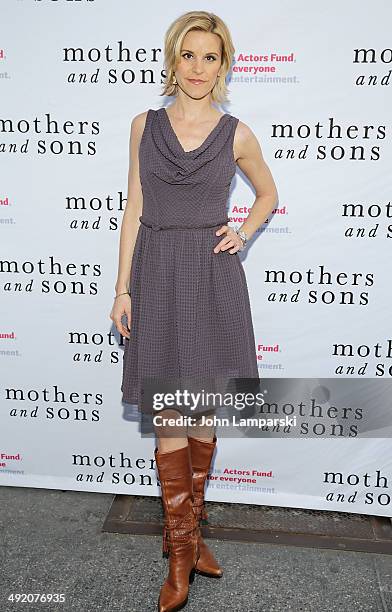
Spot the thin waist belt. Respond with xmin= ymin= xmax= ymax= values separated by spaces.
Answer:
xmin=139 ymin=215 xmax=230 ymax=231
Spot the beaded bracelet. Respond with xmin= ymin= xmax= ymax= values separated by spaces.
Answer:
xmin=233 ymin=226 xmax=248 ymax=251
xmin=114 ymin=291 xmax=130 ymax=299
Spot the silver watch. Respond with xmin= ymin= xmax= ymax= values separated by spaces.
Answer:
xmin=234 ymin=226 xmax=248 ymax=250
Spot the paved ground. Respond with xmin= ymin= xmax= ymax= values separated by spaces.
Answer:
xmin=0 ymin=486 xmax=391 ymax=612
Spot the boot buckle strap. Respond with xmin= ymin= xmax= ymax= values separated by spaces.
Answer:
xmin=162 ymin=509 xmax=197 ymax=554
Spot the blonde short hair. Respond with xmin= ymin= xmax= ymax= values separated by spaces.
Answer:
xmin=161 ymin=11 xmax=235 ymax=105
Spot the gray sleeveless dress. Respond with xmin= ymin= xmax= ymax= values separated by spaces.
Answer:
xmin=121 ymin=107 xmax=259 ymax=410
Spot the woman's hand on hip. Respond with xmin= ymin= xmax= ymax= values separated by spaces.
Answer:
xmin=213 ymin=225 xmax=244 ymax=254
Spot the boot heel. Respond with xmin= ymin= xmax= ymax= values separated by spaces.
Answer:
xmin=188 ymin=567 xmax=196 ymax=584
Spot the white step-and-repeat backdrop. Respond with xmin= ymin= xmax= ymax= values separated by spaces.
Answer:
xmin=1 ymin=1 xmax=391 ymax=517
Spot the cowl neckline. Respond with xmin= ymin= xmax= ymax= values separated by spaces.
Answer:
xmin=160 ymin=107 xmax=229 ymax=155
xmin=150 ymin=107 xmax=234 ymax=184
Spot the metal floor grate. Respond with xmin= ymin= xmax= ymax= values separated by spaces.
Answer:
xmin=102 ymin=495 xmax=392 ymax=555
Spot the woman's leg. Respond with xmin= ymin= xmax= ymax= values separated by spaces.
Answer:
xmin=154 ymin=408 xmax=188 ymax=452
xmin=187 ymin=412 xmax=223 ymax=577
xmin=187 ymin=410 xmax=215 ymax=442
xmin=153 ymin=408 xmax=199 ymax=611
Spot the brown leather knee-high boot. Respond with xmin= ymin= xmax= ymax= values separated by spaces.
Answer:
xmin=155 ymin=444 xmax=200 ymax=612
xmin=188 ymin=434 xmax=223 ymax=578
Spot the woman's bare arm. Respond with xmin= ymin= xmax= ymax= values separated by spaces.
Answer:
xmin=110 ymin=111 xmax=147 ymax=338
xmin=214 ymin=120 xmax=278 ymax=253
xmin=234 ymin=121 xmax=278 ymax=240
xmin=114 ymin=111 xmax=147 ymax=296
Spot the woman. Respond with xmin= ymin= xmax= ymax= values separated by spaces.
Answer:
xmin=110 ymin=10 xmax=278 ymax=612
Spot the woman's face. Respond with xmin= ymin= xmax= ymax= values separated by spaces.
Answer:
xmin=174 ymin=30 xmax=223 ymax=100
